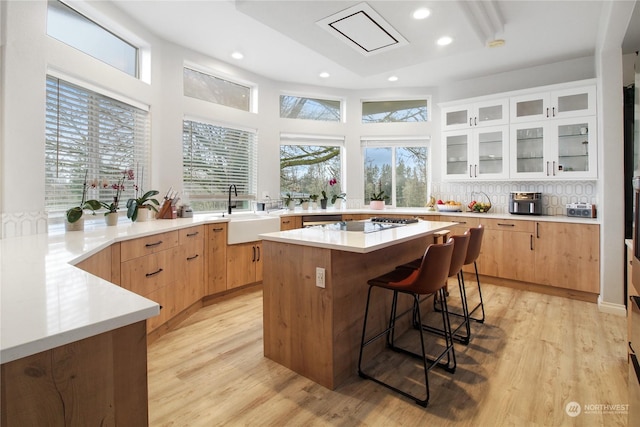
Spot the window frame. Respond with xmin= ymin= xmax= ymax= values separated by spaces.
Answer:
xmin=183 ymin=65 xmax=256 ymax=113
xmin=361 ymin=97 xmax=430 ymax=124
xmin=361 ymin=137 xmax=430 ymax=208
xmin=279 ymin=93 xmax=344 ymax=123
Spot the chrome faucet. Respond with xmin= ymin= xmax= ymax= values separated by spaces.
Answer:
xmin=228 ymin=184 xmax=237 ymax=214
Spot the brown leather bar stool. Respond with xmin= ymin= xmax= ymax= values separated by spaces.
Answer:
xmin=461 ymin=224 xmax=486 ymax=323
xmin=416 ymin=232 xmax=471 ymax=343
xmin=358 ymin=239 xmax=455 ymax=407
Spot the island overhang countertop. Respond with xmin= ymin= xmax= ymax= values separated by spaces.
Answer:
xmin=260 ymin=219 xmax=459 ymax=253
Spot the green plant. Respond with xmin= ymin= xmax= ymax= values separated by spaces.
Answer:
xmin=99 ymin=171 xmax=131 ymax=215
xmin=298 ymin=197 xmax=309 ymax=203
xmin=328 ymin=177 xmax=346 ymax=203
xmin=283 ymin=192 xmax=295 ymax=206
xmin=320 ymin=190 xmax=328 ymax=201
xmin=126 ymin=190 xmax=160 ymax=221
xmin=66 ymin=171 xmax=101 ymax=223
xmin=309 ymin=194 xmax=319 ymax=202
xmin=370 ymin=181 xmax=389 ymax=201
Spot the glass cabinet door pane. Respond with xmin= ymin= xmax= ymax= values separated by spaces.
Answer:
xmin=446 ymin=134 xmax=468 ymax=175
xmin=446 ymin=109 xmax=468 ymax=127
xmin=557 ymin=93 xmax=588 ymax=114
xmin=477 ymin=105 xmax=503 ymax=124
xmin=478 ymin=130 xmax=503 ymax=174
xmin=557 ymin=122 xmax=589 ymax=172
xmin=516 ymin=127 xmax=544 ymax=173
xmin=516 ymin=99 xmax=544 ymax=118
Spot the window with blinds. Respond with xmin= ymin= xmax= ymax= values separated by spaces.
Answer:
xmin=183 ymin=120 xmax=258 ymax=212
xmin=45 ymin=75 xmax=150 ymax=217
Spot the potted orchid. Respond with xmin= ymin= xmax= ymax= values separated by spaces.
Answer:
xmin=370 ymin=181 xmax=389 ymax=210
xmin=126 ymin=166 xmax=159 ymax=222
xmin=329 ymin=177 xmax=346 ymax=209
xmin=96 ymin=169 xmax=133 ymax=226
xmin=309 ymin=194 xmax=319 ymax=209
xmin=65 ymin=170 xmax=101 ymax=231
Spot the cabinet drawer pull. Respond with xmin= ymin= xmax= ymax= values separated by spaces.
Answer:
xmin=145 ymin=240 xmax=163 ymax=248
xmin=536 ymin=222 xmax=540 ymax=238
xmin=256 ymin=246 xmax=260 ymax=262
xmin=252 ymin=246 xmax=256 ymax=262
xmin=212 ymin=227 xmax=224 ymax=232
xmin=530 ymin=234 xmax=534 ymax=250
xmin=187 ymin=254 xmax=199 ymax=261
xmin=469 ymin=165 xmax=473 ymax=178
xmin=455 ymin=221 xmax=467 ymax=225
xmin=186 ymin=231 xmax=199 ymax=237
xmin=282 ymin=220 xmax=291 ymax=224
xmin=146 ymin=268 xmax=163 ymax=277
xmin=497 ymin=223 xmax=515 ymax=227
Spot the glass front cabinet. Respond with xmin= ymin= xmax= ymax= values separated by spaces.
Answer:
xmin=444 ymin=125 xmax=509 ymax=180
xmin=441 ymin=98 xmax=509 ymax=131
xmin=510 ymin=85 xmax=596 ymax=123
xmin=510 ymin=116 xmax=597 ymax=179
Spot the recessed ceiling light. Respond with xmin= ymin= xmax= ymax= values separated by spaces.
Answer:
xmin=437 ymin=36 xmax=453 ymax=46
xmin=388 ymin=75 xmax=398 ymax=82
xmin=231 ymin=51 xmax=244 ymax=60
xmin=412 ymin=8 xmax=431 ymax=20
xmin=319 ymin=72 xmax=330 ymax=78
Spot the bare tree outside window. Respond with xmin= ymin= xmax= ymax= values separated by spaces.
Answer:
xmin=280 ymin=144 xmax=342 ymax=198
xmin=280 ymin=95 xmax=341 ymax=122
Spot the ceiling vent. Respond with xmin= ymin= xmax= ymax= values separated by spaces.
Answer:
xmin=316 ymin=2 xmax=408 ymax=56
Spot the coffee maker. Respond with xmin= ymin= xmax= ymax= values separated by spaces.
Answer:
xmin=509 ymin=192 xmax=542 ymax=215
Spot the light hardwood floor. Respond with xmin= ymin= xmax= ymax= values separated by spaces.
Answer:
xmin=147 ymin=280 xmax=629 ymax=426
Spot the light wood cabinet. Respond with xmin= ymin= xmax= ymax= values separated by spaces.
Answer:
xmin=178 ymin=226 xmax=205 ymax=308
xmin=533 ymin=221 xmax=600 ymax=293
xmin=281 ymin=215 xmax=302 ymax=230
xmin=227 ymin=241 xmax=262 ymax=289
xmin=120 ymin=230 xmax=179 ymax=262
xmin=206 ymin=223 xmax=227 ymax=295
xmin=475 ymin=218 xmax=535 ymax=282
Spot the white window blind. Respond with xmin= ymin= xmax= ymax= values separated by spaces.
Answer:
xmin=183 ymin=120 xmax=257 ymax=211
xmin=45 ymin=75 xmax=150 ymax=215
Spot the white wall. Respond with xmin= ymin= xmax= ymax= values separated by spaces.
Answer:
xmin=0 ymin=0 xmax=632 ymax=308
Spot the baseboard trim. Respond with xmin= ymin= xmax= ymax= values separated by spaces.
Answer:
xmin=597 ymin=300 xmax=626 ymax=317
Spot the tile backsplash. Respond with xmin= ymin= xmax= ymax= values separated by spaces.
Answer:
xmin=432 ymin=181 xmax=597 ymax=216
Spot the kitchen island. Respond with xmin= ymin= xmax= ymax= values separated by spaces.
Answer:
xmin=260 ymin=219 xmax=455 ymax=389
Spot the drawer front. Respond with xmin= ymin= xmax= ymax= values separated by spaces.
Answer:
xmin=438 ymin=215 xmax=480 ymax=230
xmin=478 ymin=218 xmax=534 ymax=232
xmin=120 ymin=231 xmax=179 ymax=261
xmin=120 ymin=248 xmax=178 ymax=295
xmin=179 ymin=225 xmax=204 ymax=244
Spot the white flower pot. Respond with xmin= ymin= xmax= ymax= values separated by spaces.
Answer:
xmin=105 ymin=212 xmax=119 ymax=226
xmin=65 ymin=216 xmax=84 ymax=231
xmin=135 ymin=207 xmax=151 ymax=222
xmin=301 ymin=202 xmax=309 ymax=210
xmin=370 ymin=200 xmax=385 ymax=210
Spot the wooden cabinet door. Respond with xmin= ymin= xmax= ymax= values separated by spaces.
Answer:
xmin=255 ymin=242 xmax=263 ymax=283
xmin=120 ymin=248 xmax=179 ymax=296
xmin=478 ymin=229 xmax=535 ymax=282
xmin=534 ymin=222 xmax=599 ymax=292
xmin=207 ymin=223 xmax=227 ymax=295
xmin=280 ymin=216 xmax=302 ymax=230
xmin=227 ymin=242 xmax=256 ymax=289
xmin=180 ymin=238 xmax=204 ymax=308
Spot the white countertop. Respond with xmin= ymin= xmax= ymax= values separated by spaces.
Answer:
xmin=260 ymin=219 xmax=457 ymax=253
xmin=0 ymin=208 xmax=596 ymax=364
xmin=0 ymin=215 xmax=226 ymax=364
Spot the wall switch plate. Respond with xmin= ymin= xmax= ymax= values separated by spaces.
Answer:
xmin=316 ymin=267 xmax=325 ymax=288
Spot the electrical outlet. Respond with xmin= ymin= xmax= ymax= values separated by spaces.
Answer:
xmin=316 ymin=267 xmax=325 ymax=288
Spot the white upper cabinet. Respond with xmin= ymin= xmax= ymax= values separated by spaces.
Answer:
xmin=444 ymin=125 xmax=509 ymax=180
xmin=510 ymin=117 xmax=597 ymax=179
xmin=441 ymin=98 xmax=508 ymax=131
xmin=510 ymin=85 xmax=596 ymax=123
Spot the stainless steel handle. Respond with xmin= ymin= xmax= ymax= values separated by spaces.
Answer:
xmin=469 ymin=165 xmax=473 ymax=178
xmin=186 ymin=231 xmax=199 ymax=237
xmin=546 ymin=161 xmax=550 ymax=176
xmin=145 ymin=268 xmax=163 ymax=277
xmin=470 ymin=118 xmax=473 ymax=126
xmin=552 ymin=107 xmax=556 ymax=117
xmin=553 ymin=161 xmax=556 ymax=176
xmin=474 ymin=117 xmax=477 ymax=126
xmin=546 ymin=107 xmax=549 ymax=118
xmin=474 ymin=164 xmax=478 ymax=177
xmin=186 ymin=254 xmax=199 ymax=261
xmin=145 ymin=240 xmax=163 ymax=247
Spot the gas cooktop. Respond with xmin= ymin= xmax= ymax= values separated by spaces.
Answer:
xmin=319 ymin=220 xmax=407 ymax=233
xmin=370 ymin=217 xmax=419 ymax=224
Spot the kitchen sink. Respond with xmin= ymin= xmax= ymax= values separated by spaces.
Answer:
xmin=210 ymin=212 xmax=280 ymax=244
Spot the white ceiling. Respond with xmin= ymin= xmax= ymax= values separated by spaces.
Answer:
xmin=110 ymin=0 xmax=640 ymax=90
